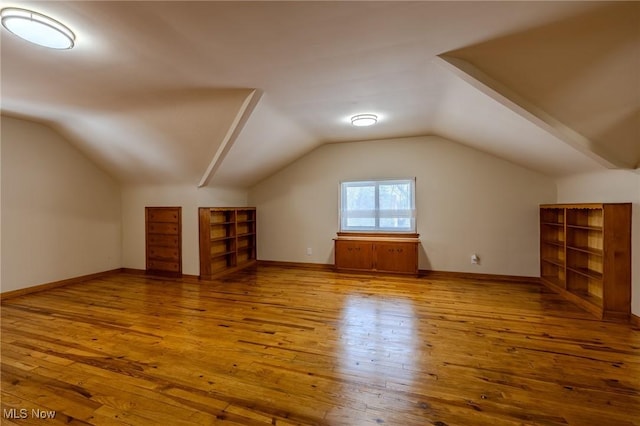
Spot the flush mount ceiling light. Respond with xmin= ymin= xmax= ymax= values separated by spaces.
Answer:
xmin=1 ymin=7 xmax=75 ymax=49
xmin=351 ymin=114 xmax=378 ymax=127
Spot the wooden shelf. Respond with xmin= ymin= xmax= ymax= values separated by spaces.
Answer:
xmin=199 ymin=207 xmax=256 ymax=279
xmin=541 ymin=275 xmax=565 ymax=290
xmin=571 ymin=290 xmax=603 ymax=309
xmin=541 ymin=257 xmax=564 ymax=268
xmin=211 ymin=250 xmax=236 ymax=258
xmin=567 ymin=224 xmax=602 ymax=232
xmin=566 ymin=245 xmax=603 ymax=257
xmin=542 ymin=239 xmax=564 ymax=247
xmin=541 ymin=222 xmax=564 ymax=227
xmin=566 ymin=266 xmax=603 ymax=281
xmin=539 ymin=203 xmax=631 ymax=321
xmin=211 ymin=236 xmax=235 ymax=242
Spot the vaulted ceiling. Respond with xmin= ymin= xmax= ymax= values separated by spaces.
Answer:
xmin=2 ymin=1 xmax=638 ymax=188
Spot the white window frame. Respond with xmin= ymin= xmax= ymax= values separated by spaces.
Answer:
xmin=339 ymin=178 xmax=416 ymax=233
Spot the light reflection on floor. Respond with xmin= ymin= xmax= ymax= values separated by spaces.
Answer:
xmin=338 ymin=294 xmax=417 ymax=386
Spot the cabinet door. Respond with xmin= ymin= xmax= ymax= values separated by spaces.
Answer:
xmin=375 ymin=242 xmax=417 ymax=274
xmin=335 ymin=241 xmax=373 ymax=270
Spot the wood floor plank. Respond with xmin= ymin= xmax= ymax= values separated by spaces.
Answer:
xmin=2 ymin=265 xmax=639 ymax=425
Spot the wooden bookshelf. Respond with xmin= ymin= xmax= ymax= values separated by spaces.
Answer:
xmin=539 ymin=203 xmax=631 ymax=321
xmin=199 ymin=207 xmax=256 ymax=279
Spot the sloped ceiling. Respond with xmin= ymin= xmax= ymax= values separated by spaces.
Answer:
xmin=1 ymin=1 xmax=637 ymax=189
xmin=444 ymin=2 xmax=640 ymax=169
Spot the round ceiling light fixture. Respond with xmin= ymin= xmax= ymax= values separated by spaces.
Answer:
xmin=350 ymin=114 xmax=378 ymax=127
xmin=1 ymin=7 xmax=75 ymax=49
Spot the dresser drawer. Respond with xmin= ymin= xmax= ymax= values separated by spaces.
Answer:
xmin=147 ymin=209 xmax=180 ymax=223
xmin=147 ymin=246 xmax=180 ymax=261
xmin=147 ymin=259 xmax=180 ymax=272
xmin=147 ymin=222 xmax=179 ymax=235
xmin=147 ymin=234 xmax=179 ymax=248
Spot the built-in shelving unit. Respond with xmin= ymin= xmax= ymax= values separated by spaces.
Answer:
xmin=198 ymin=207 xmax=256 ymax=279
xmin=539 ymin=203 xmax=631 ymax=321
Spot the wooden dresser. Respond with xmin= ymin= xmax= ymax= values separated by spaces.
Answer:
xmin=145 ymin=207 xmax=182 ymax=277
xmin=334 ymin=233 xmax=420 ymax=275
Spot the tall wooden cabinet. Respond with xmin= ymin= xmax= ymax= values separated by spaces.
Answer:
xmin=199 ymin=207 xmax=257 ymax=279
xmin=146 ymin=207 xmax=182 ymax=277
xmin=540 ymin=203 xmax=631 ymax=321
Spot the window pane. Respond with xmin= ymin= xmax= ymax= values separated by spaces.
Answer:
xmin=343 ymin=184 xmax=376 ymax=230
xmin=346 ymin=185 xmax=375 ymax=211
xmin=379 ymin=183 xmax=410 ymax=210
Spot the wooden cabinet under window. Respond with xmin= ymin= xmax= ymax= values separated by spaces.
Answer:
xmin=334 ymin=233 xmax=420 ymax=275
xmin=540 ymin=203 xmax=631 ymax=321
xmin=146 ymin=207 xmax=182 ymax=277
xmin=199 ymin=207 xmax=257 ymax=279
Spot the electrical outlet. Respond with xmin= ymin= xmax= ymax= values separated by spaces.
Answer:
xmin=471 ymin=254 xmax=479 ymax=265
xmin=306 ymin=247 xmax=312 ymax=256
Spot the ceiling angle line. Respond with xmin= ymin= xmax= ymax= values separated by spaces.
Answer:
xmin=434 ymin=55 xmax=633 ymax=170
xmin=198 ymin=89 xmax=260 ymax=188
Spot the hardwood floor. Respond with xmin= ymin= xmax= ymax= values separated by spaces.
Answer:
xmin=1 ymin=265 xmax=639 ymax=425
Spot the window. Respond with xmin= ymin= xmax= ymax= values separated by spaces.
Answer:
xmin=340 ymin=178 xmax=416 ymax=232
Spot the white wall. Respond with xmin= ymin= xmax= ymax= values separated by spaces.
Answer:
xmin=249 ymin=135 xmax=556 ymax=277
xmin=121 ymin=185 xmax=248 ymax=275
xmin=556 ymin=170 xmax=640 ymax=316
xmin=1 ymin=116 xmax=121 ymax=292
